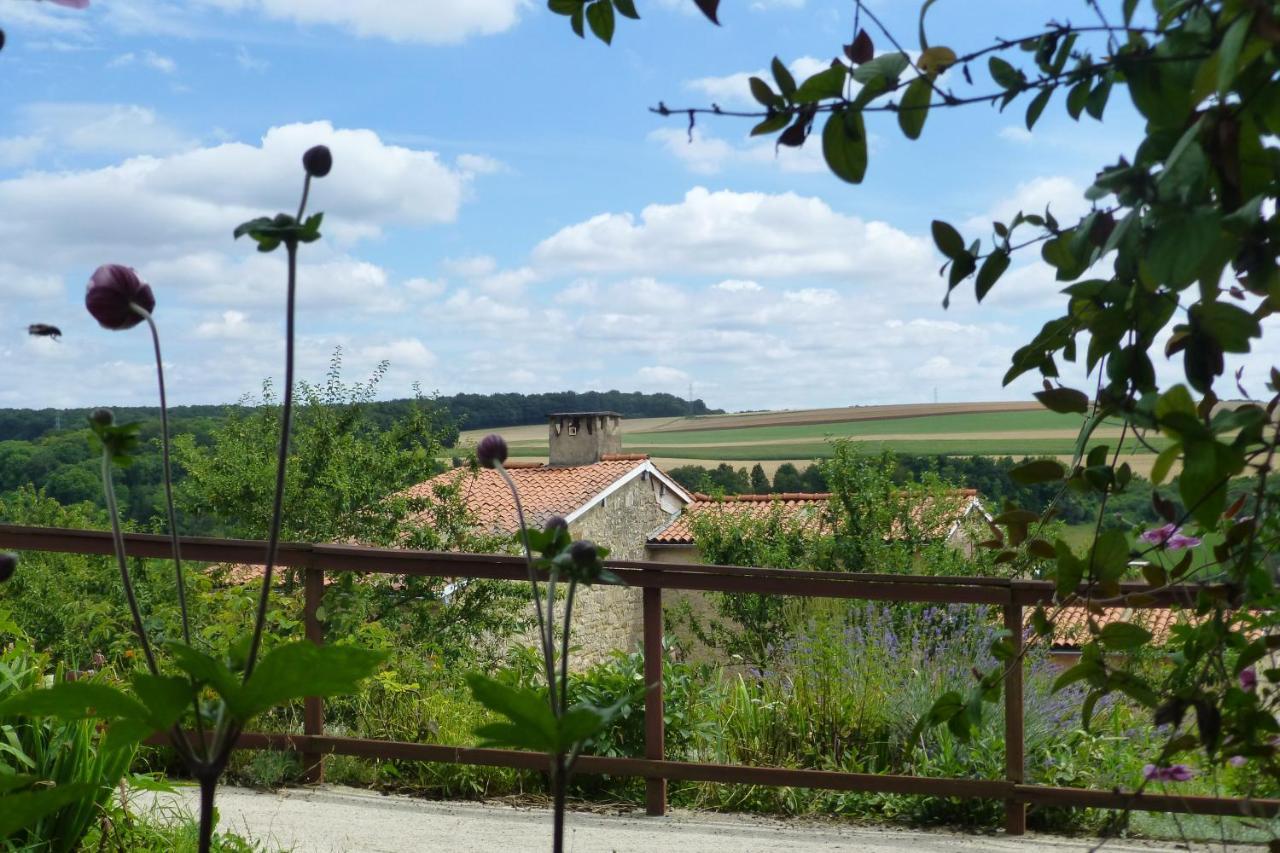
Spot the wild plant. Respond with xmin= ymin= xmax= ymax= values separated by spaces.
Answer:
xmin=0 ymin=145 xmax=383 ymax=852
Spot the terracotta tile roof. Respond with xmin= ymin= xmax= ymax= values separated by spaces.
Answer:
xmin=1032 ymin=606 xmax=1186 ymax=649
xmin=648 ymin=493 xmax=831 ymax=545
xmin=649 ymin=489 xmax=986 ymax=546
xmin=404 ymin=457 xmax=655 ymax=533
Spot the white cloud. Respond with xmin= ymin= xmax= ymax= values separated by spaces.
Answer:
xmin=0 ymin=136 xmax=45 ymax=168
xmin=965 ymin=175 xmax=1090 ymax=232
xmin=533 ymin=187 xmax=937 ymax=293
xmin=999 ymin=125 xmax=1033 ymax=144
xmin=636 ymin=365 xmax=690 ymax=387
xmin=235 ymin=45 xmax=269 ymax=71
xmin=0 ymin=121 xmax=486 ymax=271
xmin=19 ymin=103 xmax=196 ymax=156
xmin=108 ymin=50 xmax=177 ymax=73
xmin=403 ymin=277 xmax=446 ymax=299
xmin=360 ymin=338 xmax=437 ymax=370
xmin=443 ymin=255 xmax=498 ymax=278
xmin=456 ymin=153 xmax=506 ymax=175
xmin=713 ymin=279 xmax=762 ymax=293
xmin=684 ymin=56 xmax=829 ymax=108
xmin=195 ymin=309 xmax=263 ymax=340
xmin=198 ymin=0 xmax=526 ymax=44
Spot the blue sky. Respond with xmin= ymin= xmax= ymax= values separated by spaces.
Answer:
xmin=2 ymin=0 xmax=1262 ymax=411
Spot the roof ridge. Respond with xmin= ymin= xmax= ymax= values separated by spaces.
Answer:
xmin=696 ymin=492 xmax=832 ymax=503
xmin=600 ymin=453 xmax=650 ymax=462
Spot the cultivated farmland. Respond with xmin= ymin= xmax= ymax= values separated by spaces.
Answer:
xmin=457 ymin=402 xmax=1166 ymax=476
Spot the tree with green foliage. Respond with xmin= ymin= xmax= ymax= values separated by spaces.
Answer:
xmin=567 ymin=0 xmax=1280 ymax=815
xmin=749 ymin=463 xmax=770 ymax=494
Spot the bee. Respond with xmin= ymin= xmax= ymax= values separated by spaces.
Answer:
xmin=28 ymin=323 xmax=63 ymax=340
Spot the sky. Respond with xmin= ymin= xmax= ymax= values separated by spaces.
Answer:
xmin=0 ymin=0 xmax=1272 ymax=412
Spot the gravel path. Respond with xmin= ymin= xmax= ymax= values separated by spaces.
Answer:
xmin=136 ymin=785 xmax=1248 ymax=852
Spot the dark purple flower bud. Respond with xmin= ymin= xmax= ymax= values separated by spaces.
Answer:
xmin=545 ymin=516 xmax=568 ymax=535
xmin=569 ymin=540 xmax=598 ymax=566
xmin=476 ymin=434 xmax=508 ymax=469
xmin=91 ymin=408 xmax=114 ymax=427
xmin=0 ymin=552 xmax=15 ymax=583
xmin=85 ymin=264 xmax=154 ymax=330
xmin=302 ymin=145 xmax=332 ymax=178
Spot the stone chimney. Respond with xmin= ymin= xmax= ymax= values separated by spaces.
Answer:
xmin=548 ymin=411 xmax=622 ymax=466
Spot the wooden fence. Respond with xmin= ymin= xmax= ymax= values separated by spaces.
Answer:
xmin=2 ymin=523 xmax=1276 ymax=835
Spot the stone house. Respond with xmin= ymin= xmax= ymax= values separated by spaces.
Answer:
xmin=407 ymin=412 xmax=692 ymax=665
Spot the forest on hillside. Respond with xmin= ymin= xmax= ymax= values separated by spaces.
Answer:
xmin=0 ymin=389 xmax=717 ymax=526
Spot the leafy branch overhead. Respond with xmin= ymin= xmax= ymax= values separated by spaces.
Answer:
xmin=559 ymin=0 xmax=1280 ymax=804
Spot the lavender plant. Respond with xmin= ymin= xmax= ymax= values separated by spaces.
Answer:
xmin=465 ymin=433 xmax=625 ymax=853
xmin=0 ymin=145 xmax=383 ymax=853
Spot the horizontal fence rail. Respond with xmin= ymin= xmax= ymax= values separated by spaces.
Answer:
xmin=4 ymin=523 xmax=1276 ymax=834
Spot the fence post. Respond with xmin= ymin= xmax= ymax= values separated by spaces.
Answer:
xmin=642 ymin=586 xmax=667 ymax=816
xmin=301 ymin=564 xmax=325 ymax=784
xmin=1003 ymin=601 xmax=1026 ymax=835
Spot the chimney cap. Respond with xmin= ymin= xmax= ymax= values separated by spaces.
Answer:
xmin=547 ymin=411 xmax=622 ymax=418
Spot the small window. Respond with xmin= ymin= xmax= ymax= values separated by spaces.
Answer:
xmin=554 ymin=421 xmax=562 ymax=436
xmin=568 ymin=417 xmax=580 ymax=436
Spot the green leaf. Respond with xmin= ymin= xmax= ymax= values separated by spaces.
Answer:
xmin=909 ymin=690 xmax=964 ymax=742
xmin=1024 ymin=87 xmax=1051 ymax=130
xmin=1066 ymin=79 xmax=1090 ymax=119
xmin=548 ymin=0 xmax=580 ymax=14
xmin=612 ymin=0 xmax=639 ymax=19
xmin=930 ymin=220 xmax=965 ymax=260
xmin=749 ymin=76 xmax=783 ymax=109
xmin=585 ymin=0 xmax=614 ymax=44
xmin=130 ymin=673 xmax=192 ymax=731
xmin=165 ymin=642 xmax=246 ymax=718
xmin=691 ymin=0 xmax=719 ymax=24
xmin=0 ymin=682 xmax=148 ymax=723
xmin=239 ymin=642 xmax=384 ymax=722
xmin=988 ymin=56 xmax=1023 ymax=89
xmin=1053 ymin=660 xmax=1102 ymax=692
xmin=851 ymin=52 xmax=910 ymax=85
xmin=1085 ymin=76 xmax=1112 ymax=120
xmin=793 ymin=66 xmax=847 ymax=104
xmin=897 ymin=77 xmax=931 ymax=140
xmin=1098 ymin=622 xmax=1152 ymax=650
xmin=0 ymin=784 xmax=98 ymax=838
xmin=1090 ymin=529 xmax=1131 ymax=583
xmin=473 ymin=721 xmax=553 ymax=752
xmin=771 ymin=57 xmax=796 ymax=99
xmin=1010 ymin=458 xmax=1065 ymax=485
xmin=1217 ymin=13 xmax=1253 ymax=96
xmin=974 ymin=249 xmax=1009 ymax=301
xmin=1054 ymin=540 xmax=1083 ymax=598
xmin=1150 ymin=443 xmax=1181 ymax=486
xmin=1146 ymin=208 xmax=1220 ymax=287
xmin=570 ymin=3 xmax=585 ymax=37
xmin=821 ymin=109 xmax=868 ymax=185
xmin=467 ymin=674 xmax=557 ymax=749
xmin=1034 ymin=386 xmax=1089 ymax=414
xmin=750 ymin=112 xmax=790 ymax=136
xmin=558 ymin=705 xmax=609 ymax=750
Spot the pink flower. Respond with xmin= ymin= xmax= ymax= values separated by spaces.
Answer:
xmin=1240 ymin=667 xmax=1258 ymax=693
xmin=1228 ymin=756 xmax=1248 ymax=768
xmin=1140 ymin=523 xmax=1201 ymax=550
xmin=85 ymin=264 xmax=154 ymax=330
xmin=1143 ymin=763 xmax=1195 ymax=782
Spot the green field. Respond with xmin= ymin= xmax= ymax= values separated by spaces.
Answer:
xmin=623 ymin=409 xmax=1108 ymax=446
xmin=467 ymin=403 xmax=1169 ymax=477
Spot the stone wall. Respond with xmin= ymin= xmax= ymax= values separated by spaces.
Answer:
xmin=518 ymin=471 xmax=683 ymax=667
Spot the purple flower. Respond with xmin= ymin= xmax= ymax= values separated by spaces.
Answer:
xmin=0 ymin=552 xmax=15 ymax=583
xmin=1141 ymin=523 xmax=1201 ymax=550
xmin=476 ymin=433 xmax=508 ymax=469
xmin=85 ymin=264 xmax=154 ymax=330
xmin=569 ymin=540 xmax=599 ymax=566
xmin=302 ymin=145 xmax=332 ymax=178
xmin=544 ymin=516 xmax=568 ymax=535
xmin=1143 ymin=763 xmax=1194 ymax=782
xmin=1228 ymin=755 xmax=1248 ymax=768
xmin=1240 ymin=667 xmax=1258 ymax=693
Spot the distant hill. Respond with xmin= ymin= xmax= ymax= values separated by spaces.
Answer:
xmin=0 ymin=391 xmax=721 ymax=443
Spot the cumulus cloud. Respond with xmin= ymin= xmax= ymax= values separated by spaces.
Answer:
xmin=532 ymin=186 xmax=937 ymax=295
xmin=18 ymin=103 xmax=196 ymax=156
xmin=649 ymin=127 xmax=826 ymax=175
xmin=0 ymin=120 xmax=485 ymax=271
xmin=684 ymin=56 xmax=830 ymax=108
xmin=197 ymin=0 xmax=525 ymax=44
xmin=108 ymin=51 xmax=177 ymax=73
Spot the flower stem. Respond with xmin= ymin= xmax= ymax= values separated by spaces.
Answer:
xmin=296 ymin=173 xmax=312 ymax=222
xmin=132 ymin=305 xmax=190 ymax=646
xmin=560 ymin=580 xmax=576 ymax=715
xmin=244 ymin=238 xmax=298 ymax=681
xmin=101 ymin=449 xmax=160 ymax=676
xmin=494 ymin=462 xmax=557 ymax=711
